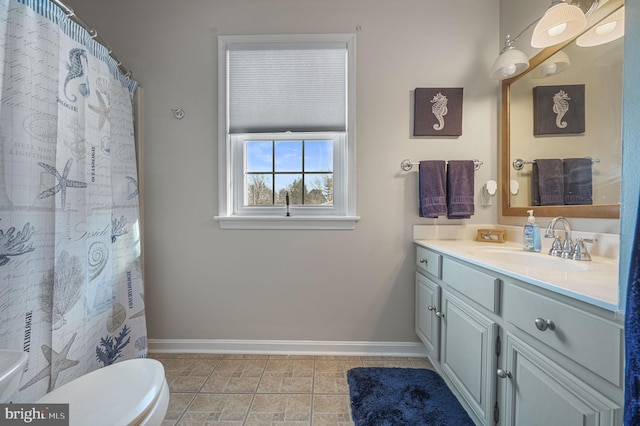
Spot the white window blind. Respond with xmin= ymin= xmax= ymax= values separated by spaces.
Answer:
xmin=228 ymin=46 xmax=347 ymax=133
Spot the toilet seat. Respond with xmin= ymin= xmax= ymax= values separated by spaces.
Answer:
xmin=37 ymin=358 xmax=169 ymax=426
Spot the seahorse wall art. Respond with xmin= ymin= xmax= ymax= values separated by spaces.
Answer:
xmin=533 ymin=84 xmax=585 ymax=135
xmin=431 ymin=92 xmax=448 ymax=131
xmin=413 ymin=88 xmax=463 ymax=137
xmin=553 ymin=90 xmax=570 ymax=129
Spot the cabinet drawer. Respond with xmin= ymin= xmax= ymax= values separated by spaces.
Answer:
xmin=504 ymin=283 xmax=623 ymax=386
xmin=442 ymin=258 xmax=500 ymax=314
xmin=416 ymin=246 xmax=442 ymax=278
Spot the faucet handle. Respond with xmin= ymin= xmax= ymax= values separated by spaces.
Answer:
xmin=561 ymin=238 xmax=574 ymax=259
xmin=549 ymin=235 xmax=563 ymax=257
xmin=572 ymin=238 xmax=594 ymax=261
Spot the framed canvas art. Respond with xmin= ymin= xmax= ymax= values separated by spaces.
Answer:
xmin=414 ymin=87 xmax=463 ymax=136
xmin=533 ymin=84 xmax=585 ymax=135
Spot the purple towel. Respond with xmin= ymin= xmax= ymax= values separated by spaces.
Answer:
xmin=532 ymin=159 xmax=564 ymax=206
xmin=419 ymin=160 xmax=447 ymax=218
xmin=563 ymin=158 xmax=593 ymax=205
xmin=446 ymin=160 xmax=474 ymax=219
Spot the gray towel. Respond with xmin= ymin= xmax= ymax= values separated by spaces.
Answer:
xmin=532 ymin=159 xmax=564 ymax=206
xmin=563 ymin=158 xmax=593 ymax=205
xmin=419 ymin=160 xmax=447 ymax=218
xmin=446 ymin=160 xmax=474 ymax=219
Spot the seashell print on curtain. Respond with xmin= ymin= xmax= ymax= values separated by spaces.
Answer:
xmin=0 ymin=0 xmax=147 ymax=402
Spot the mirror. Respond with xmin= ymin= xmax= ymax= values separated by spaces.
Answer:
xmin=501 ymin=0 xmax=623 ymax=218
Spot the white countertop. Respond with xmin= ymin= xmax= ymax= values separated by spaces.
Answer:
xmin=415 ymin=239 xmax=619 ymax=312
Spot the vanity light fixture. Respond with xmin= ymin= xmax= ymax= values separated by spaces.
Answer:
xmin=576 ymin=6 xmax=624 ymax=47
xmin=490 ymin=0 xmax=601 ymax=80
xmin=531 ymin=50 xmax=571 ymax=78
xmin=531 ymin=0 xmax=587 ymax=48
xmin=489 ymin=34 xmax=530 ymax=80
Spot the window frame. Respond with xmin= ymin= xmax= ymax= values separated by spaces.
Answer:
xmin=215 ymin=34 xmax=358 ymax=230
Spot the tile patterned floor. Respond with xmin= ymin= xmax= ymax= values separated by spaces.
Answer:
xmin=151 ymin=353 xmax=434 ymax=426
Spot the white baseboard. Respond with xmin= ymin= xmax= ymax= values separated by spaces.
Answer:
xmin=148 ymin=339 xmax=429 ymax=357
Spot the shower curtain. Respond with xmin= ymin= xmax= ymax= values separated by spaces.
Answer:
xmin=625 ymin=196 xmax=640 ymax=423
xmin=0 ymin=0 xmax=147 ymax=403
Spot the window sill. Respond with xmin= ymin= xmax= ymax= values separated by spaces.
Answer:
xmin=214 ymin=215 xmax=360 ymax=230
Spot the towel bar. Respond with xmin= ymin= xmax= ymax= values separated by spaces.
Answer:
xmin=401 ymin=159 xmax=483 ymax=172
xmin=512 ymin=157 xmax=600 ymax=171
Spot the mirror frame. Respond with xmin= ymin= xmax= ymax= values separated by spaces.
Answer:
xmin=500 ymin=0 xmax=623 ymax=219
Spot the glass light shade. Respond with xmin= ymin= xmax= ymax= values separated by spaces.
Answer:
xmin=576 ymin=7 xmax=625 ymax=47
xmin=489 ymin=47 xmax=530 ymax=80
xmin=531 ymin=50 xmax=571 ymax=78
xmin=531 ymin=2 xmax=587 ymax=48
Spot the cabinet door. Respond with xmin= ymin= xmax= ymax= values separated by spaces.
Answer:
xmin=501 ymin=333 xmax=620 ymax=426
xmin=440 ymin=290 xmax=497 ymax=425
xmin=415 ymin=272 xmax=441 ymax=360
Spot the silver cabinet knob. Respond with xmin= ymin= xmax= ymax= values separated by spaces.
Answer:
xmin=435 ymin=311 xmax=445 ymax=318
xmin=497 ymin=369 xmax=512 ymax=379
xmin=419 ymin=258 xmax=428 ymax=264
xmin=427 ymin=305 xmax=436 ymax=312
xmin=534 ymin=318 xmax=556 ymax=331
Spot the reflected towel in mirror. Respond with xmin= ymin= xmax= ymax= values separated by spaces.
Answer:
xmin=563 ymin=158 xmax=593 ymax=205
xmin=532 ymin=159 xmax=564 ymax=206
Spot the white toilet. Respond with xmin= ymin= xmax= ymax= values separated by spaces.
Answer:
xmin=37 ymin=358 xmax=169 ymax=426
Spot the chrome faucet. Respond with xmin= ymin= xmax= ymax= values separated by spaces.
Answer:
xmin=544 ymin=216 xmax=573 ymax=259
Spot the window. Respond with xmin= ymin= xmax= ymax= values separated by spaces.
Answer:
xmin=216 ymin=34 xmax=358 ymax=229
xmin=244 ymin=138 xmax=334 ymax=206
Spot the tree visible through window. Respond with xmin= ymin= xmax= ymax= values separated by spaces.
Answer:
xmin=245 ymin=140 xmax=333 ymax=206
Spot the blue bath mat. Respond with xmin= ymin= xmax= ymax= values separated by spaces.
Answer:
xmin=347 ymin=367 xmax=474 ymax=426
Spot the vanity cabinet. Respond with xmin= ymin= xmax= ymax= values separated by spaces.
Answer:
xmin=414 ymin=243 xmax=623 ymax=426
xmin=501 ymin=333 xmax=619 ymax=426
xmin=440 ymin=290 xmax=497 ymax=425
xmin=415 ymin=273 xmax=441 ymax=359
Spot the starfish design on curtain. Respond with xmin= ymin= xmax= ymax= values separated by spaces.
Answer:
xmin=88 ymin=90 xmax=110 ymax=130
xmin=20 ymin=333 xmax=80 ymax=392
xmin=37 ymin=159 xmax=87 ymax=210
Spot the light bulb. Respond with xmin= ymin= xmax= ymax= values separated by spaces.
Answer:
xmin=547 ymin=22 xmax=568 ymax=37
xmin=596 ymin=21 xmax=617 ymax=36
xmin=501 ymin=64 xmax=517 ymax=78
xmin=541 ymin=63 xmax=557 ymax=76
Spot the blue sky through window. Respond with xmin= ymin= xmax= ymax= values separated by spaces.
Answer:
xmin=275 ymin=141 xmax=302 ymax=172
xmin=246 ymin=140 xmax=333 ymax=173
xmin=246 ymin=141 xmax=272 ymax=172
xmin=245 ymin=139 xmax=334 ymax=205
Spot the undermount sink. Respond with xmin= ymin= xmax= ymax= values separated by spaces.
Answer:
xmin=0 ymin=350 xmax=28 ymax=402
xmin=465 ymin=246 xmax=591 ymax=272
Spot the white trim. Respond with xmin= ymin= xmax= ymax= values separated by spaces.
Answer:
xmin=148 ymin=339 xmax=429 ymax=357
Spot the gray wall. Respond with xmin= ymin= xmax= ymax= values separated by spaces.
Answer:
xmin=63 ymin=0 xmax=500 ymax=343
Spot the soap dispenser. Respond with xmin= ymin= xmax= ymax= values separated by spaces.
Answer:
xmin=523 ymin=210 xmax=541 ymax=252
